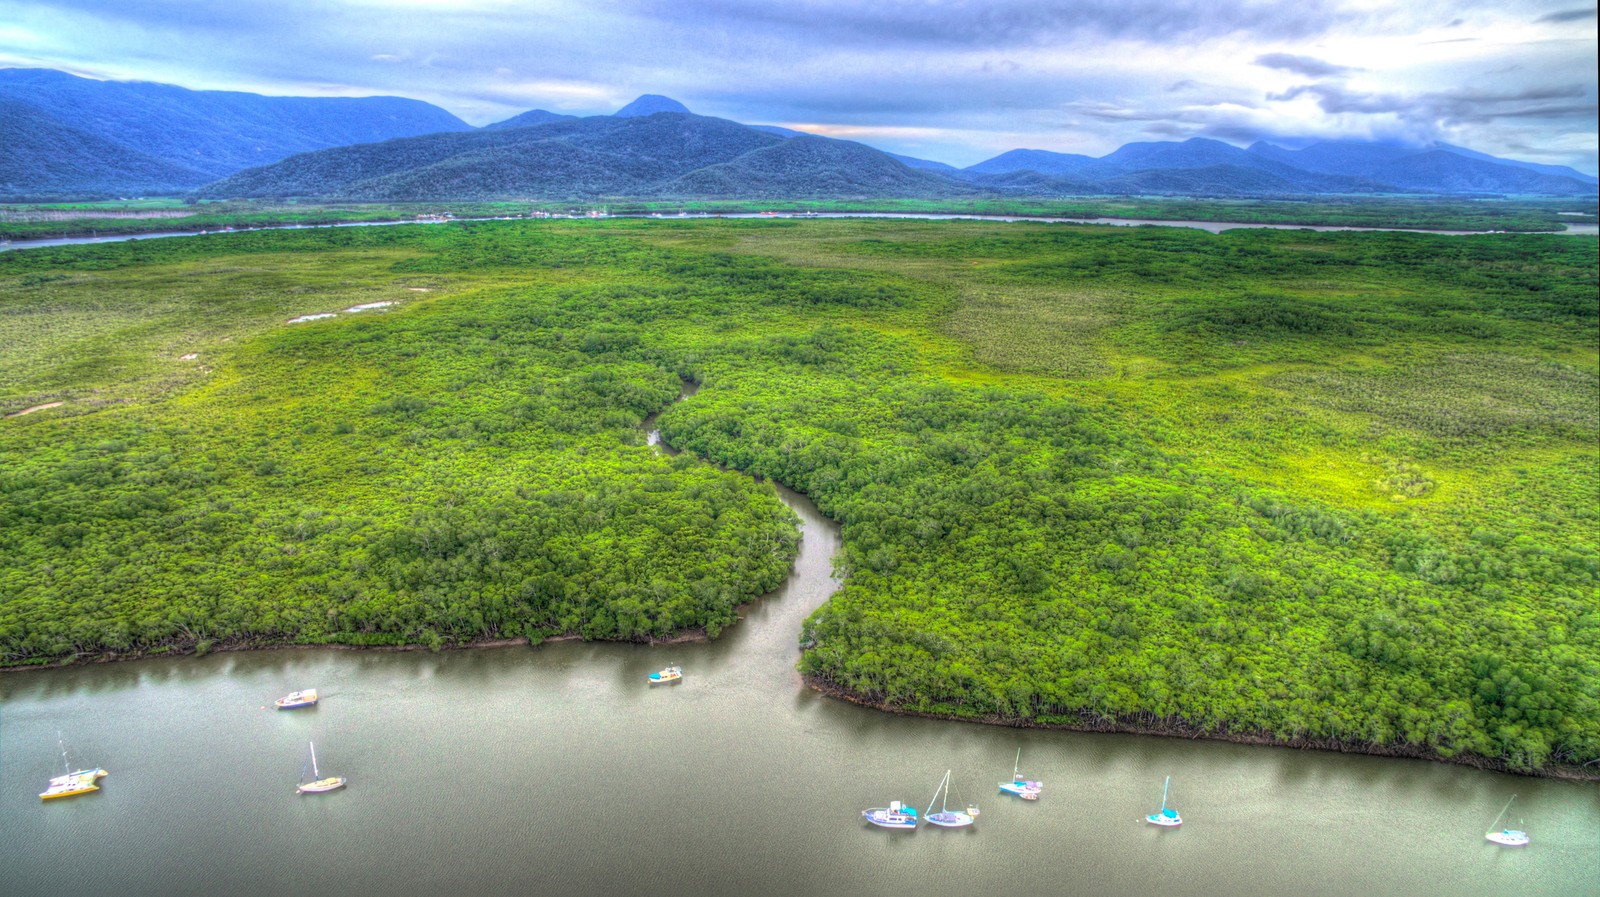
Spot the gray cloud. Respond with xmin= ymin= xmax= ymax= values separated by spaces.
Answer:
xmin=625 ymin=0 xmax=1356 ymax=48
xmin=1536 ymin=7 xmax=1597 ymax=23
xmin=1274 ymin=81 xmax=1593 ymax=125
xmin=1254 ymin=52 xmax=1357 ymax=77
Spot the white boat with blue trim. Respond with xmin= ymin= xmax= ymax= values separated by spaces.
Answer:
xmin=1146 ymin=775 xmax=1181 ymax=827
xmin=924 ymin=770 xmax=977 ymax=828
xmin=275 ymin=689 xmax=318 ymax=709
xmin=1484 ymin=795 xmax=1529 ymax=846
xmin=998 ymin=748 xmax=1041 ymax=800
xmin=863 ymin=800 xmax=919 ymax=829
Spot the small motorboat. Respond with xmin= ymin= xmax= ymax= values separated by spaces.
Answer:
xmin=275 ymin=689 xmax=318 ymax=709
xmin=863 ymin=800 xmax=919 ymax=830
xmin=647 ymin=666 xmax=683 ymax=685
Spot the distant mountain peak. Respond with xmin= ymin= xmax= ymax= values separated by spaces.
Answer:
xmin=483 ymin=108 xmax=577 ymax=131
xmin=613 ymin=94 xmax=691 ymax=117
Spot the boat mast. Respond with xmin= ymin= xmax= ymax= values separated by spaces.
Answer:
xmin=309 ymin=742 xmax=319 ymax=779
xmin=1160 ymin=776 xmax=1171 ymax=813
xmin=1487 ymin=795 xmax=1516 ymax=832
xmin=926 ymin=771 xmax=948 ymax=817
xmin=1013 ymin=748 xmax=1021 ymax=780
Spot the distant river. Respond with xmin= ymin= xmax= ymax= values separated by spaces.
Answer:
xmin=2 ymin=213 xmax=1595 ymax=253
xmin=3 ymin=481 xmax=1596 ymax=897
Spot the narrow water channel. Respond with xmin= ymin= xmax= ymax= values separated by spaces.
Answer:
xmin=3 ymin=212 xmax=1593 ymax=255
xmin=3 ymin=472 xmax=1596 ymax=896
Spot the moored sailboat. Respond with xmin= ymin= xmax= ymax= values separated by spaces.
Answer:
xmin=40 ymin=738 xmax=107 ymax=800
xmin=998 ymin=748 xmax=1042 ymax=799
xmin=296 ymin=741 xmax=346 ymax=794
xmin=1145 ymin=775 xmax=1181 ymax=827
xmin=924 ymin=769 xmax=977 ymax=828
xmin=1484 ymin=795 xmax=1530 ymax=846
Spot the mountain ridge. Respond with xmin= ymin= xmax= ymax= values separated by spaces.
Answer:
xmin=5 ymin=70 xmax=1594 ymax=200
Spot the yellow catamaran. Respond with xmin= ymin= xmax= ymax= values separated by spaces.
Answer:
xmin=40 ymin=739 xmax=107 ymax=800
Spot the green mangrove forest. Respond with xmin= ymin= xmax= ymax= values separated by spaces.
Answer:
xmin=2 ymin=218 xmax=1595 ymax=774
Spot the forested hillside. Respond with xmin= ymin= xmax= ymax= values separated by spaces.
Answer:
xmin=0 ymin=67 xmax=470 ymax=197
xmin=1 ymin=219 xmax=1594 ymax=774
xmin=196 ymin=112 xmax=962 ymax=201
xmin=0 ymin=99 xmax=210 ymax=197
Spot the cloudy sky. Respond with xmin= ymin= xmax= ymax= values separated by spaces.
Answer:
xmin=1 ymin=0 xmax=1595 ymax=172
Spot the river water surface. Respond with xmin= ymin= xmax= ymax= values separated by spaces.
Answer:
xmin=3 ymin=482 xmax=1596 ymax=896
xmin=2 ymin=212 xmax=1595 ymax=254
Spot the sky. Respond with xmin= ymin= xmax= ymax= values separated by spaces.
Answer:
xmin=1 ymin=0 xmax=1596 ymax=173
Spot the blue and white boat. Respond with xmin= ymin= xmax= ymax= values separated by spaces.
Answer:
xmin=924 ymin=770 xmax=977 ymax=828
xmin=274 ymin=689 xmax=318 ymax=709
xmin=863 ymin=800 xmax=919 ymax=829
xmin=998 ymin=748 xmax=1041 ymax=800
xmin=1146 ymin=775 xmax=1181 ymax=827
xmin=1484 ymin=795 xmax=1530 ymax=846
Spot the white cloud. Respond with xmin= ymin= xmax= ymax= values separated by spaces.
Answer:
xmin=0 ymin=0 xmax=1593 ymax=172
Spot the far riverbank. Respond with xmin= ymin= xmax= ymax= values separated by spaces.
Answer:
xmin=803 ymin=675 xmax=1600 ymax=782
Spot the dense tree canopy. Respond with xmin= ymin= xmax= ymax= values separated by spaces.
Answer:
xmin=2 ymin=218 xmax=1594 ymax=772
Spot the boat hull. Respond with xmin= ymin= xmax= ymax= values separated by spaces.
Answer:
xmin=275 ymin=689 xmax=318 ymax=709
xmin=647 ymin=667 xmax=683 ymax=685
xmin=1486 ymin=831 xmax=1529 ymax=846
xmin=998 ymin=781 xmax=1041 ymax=799
xmin=40 ymin=768 xmax=107 ymax=800
xmin=1147 ymin=814 xmax=1182 ymax=827
xmin=297 ymin=776 xmax=347 ymax=794
xmin=925 ymin=811 xmax=975 ymax=828
xmin=862 ymin=806 xmax=918 ymax=829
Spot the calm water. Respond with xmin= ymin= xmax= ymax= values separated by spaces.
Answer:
xmin=3 ymin=213 xmax=1594 ymax=254
xmin=2 ymin=484 xmax=1596 ymax=897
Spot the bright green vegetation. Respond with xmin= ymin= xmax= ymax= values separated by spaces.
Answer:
xmin=0 ymin=224 xmax=802 ymax=656
xmin=2 ymin=219 xmax=1594 ymax=774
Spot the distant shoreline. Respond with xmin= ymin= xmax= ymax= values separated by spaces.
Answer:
xmin=803 ymin=674 xmax=1600 ymax=783
xmin=1 ymin=208 xmax=1588 ymax=252
xmin=0 ymin=629 xmax=714 ymax=674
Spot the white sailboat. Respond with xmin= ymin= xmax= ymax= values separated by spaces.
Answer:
xmin=296 ymin=741 xmax=346 ymax=794
xmin=1484 ymin=795 xmax=1530 ymax=846
xmin=1146 ymin=775 xmax=1181 ymax=827
xmin=997 ymin=747 xmax=1042 ymax=799
xmin=924 ymin=769 xmax=977 ymax=828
